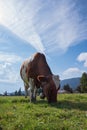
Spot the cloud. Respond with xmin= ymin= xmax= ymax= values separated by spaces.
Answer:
xmin=0 ymin=0 xmax=87 ymax=54
xmin=77 ymin=52 xmax=87 ymax=67
xmin=0 ymin=52 xmax=22 ymax=63
xmin=0 ymin=0 xmax=45 ymax=53
xmin=62 ymin=67 xmax=83 ymax=79
xmin=0 ymin=62 xmax=20 ymax=83
xmin=0 ymin=52 xmax=22 ymax=83
xmin=33 ymin=0 xmax=87 ymax=53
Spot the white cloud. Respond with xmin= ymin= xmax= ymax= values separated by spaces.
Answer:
xmin=0 ymin=64 xmax=19 ymax=83
xmin=0 ymin=0 xmax=87 ymax=54
xmin=34 ymin=0 xmax=87 ymax=53
xmin=77 ymin=52 xmax=87 ymax=67
xmin=0 ymin=0 xmax=45 ymax=53
xmin=62 ymin=67 xmax=83 ymax=79
xmin=0 ymin=62 xmax=20 ymax=83
xmin=0 ymin=52 xmax=22 ymax=63
xmin=0 ymin=52 xmax=22 ymax=84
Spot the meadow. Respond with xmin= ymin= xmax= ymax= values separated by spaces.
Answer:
xmin=0 ymin=94 xmax=87 ymax=130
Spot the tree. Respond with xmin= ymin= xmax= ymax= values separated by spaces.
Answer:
xmin=76 ymin=85 xmax=81 ymax=92
xmin=4 ymin=91 xmax=7 ymax=96
xmin=18 ymin=88 xmax=22 ymax=96
xmin=15 ymin=90 xmax=18 ymax=96
xmin=63 ymin=84 xmax=73 ymax=93
xmin=80 ymin=72 xmax=87 ymax=93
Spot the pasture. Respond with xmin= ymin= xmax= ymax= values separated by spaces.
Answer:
xmin=0 ymin=94 xmax=87 ymax=130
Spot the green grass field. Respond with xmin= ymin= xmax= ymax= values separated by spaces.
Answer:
xmin=0 ymin=94 xmax=87 ymax=130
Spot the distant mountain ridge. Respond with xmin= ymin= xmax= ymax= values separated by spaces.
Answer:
xmin=0 ymin=77 xmax=81 ymax=95
xmin=60 ymin=77 xmax=80 ymax=90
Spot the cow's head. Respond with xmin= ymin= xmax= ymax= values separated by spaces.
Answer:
xmin=37 ymin=75 xmax=60 ymax=103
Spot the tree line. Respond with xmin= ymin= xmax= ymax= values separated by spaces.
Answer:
xmin=3 ymin=88 xmax=24 ymax=96
xmin=63 ymin=72 xmax=87 ymax=93
xmin=2 ymin=72 xmax=87 ymax=96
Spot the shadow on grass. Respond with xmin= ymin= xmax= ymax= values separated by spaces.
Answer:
xmin=11 ymin=98 xmax=87 ymax=111
xmin=11 ymin=98 xmax=29 ymax=103
xmin=8 ymin=97 xmax=87 ymax=111
xmin=50 ymin=100 xmax=87 ymax=111
xmin=36 ymin=99 xmax=87 ymax=111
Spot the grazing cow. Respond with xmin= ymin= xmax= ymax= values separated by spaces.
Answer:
xmin=20 ymin=52 xmax=60 ymax=103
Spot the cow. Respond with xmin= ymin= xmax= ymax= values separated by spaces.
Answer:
xmin=20 ymin=52 xmax=60 ymax=103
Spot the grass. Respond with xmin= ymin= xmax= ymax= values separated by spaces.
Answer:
xmin=0 ymin=94 xmax=87 ymax=130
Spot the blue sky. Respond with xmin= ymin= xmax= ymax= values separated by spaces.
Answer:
xmin=0 ymin=0 xmax=87 ymax=93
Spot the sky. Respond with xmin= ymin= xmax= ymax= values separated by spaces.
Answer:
xmin=0 ymin=0 xmax=87 ymax=93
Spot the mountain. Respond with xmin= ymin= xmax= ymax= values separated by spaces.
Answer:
xmin=60 ymin=77 xmax=80 ymax=90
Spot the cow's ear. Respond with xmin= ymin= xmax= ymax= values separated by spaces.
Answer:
xmin=37 ymin=75 xmax=48 ymax=82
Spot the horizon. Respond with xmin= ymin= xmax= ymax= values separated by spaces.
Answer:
xmin=0 ymin=77 xmax=81 ymax=94
xmin=0 ymin=0 xmax=87 ymax=93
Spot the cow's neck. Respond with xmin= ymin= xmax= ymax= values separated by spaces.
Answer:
xmin=37 ymin=60 xmax=52 ymax=76
xmin=31 ymin=52 xmax=53 ymax=76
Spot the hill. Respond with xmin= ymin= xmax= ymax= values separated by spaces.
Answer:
xmin=60 ymin=77 xmax=80 ymax=90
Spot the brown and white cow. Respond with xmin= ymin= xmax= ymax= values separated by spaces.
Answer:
xmin=20 ymin=52 xmax=60 ymax=103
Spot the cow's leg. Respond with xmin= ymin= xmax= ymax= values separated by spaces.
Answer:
xmin=30 ymin=87 xmax=37 ymax=102
xmin=29 ymin=87 xmax=37 ymax=102
xmin=30 ymin=88 xmax=34 ymax=102
xmin=25 ymin=87 xmax=28 ymax=98
xmin=33 ymin=86 xmax=37 ymax=101
xmin=24 ymin=82 xmax=29 ymax=98
xmin=29 ymin=78 xmax=36 ymax=102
